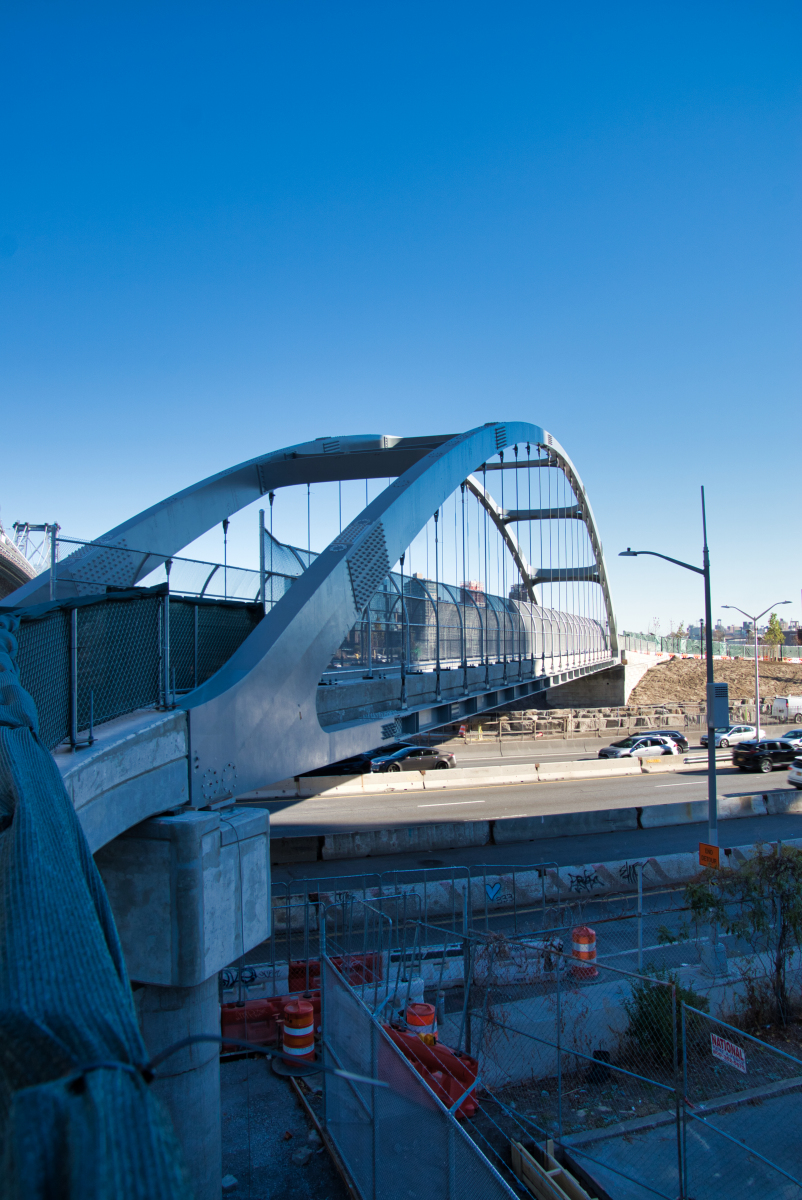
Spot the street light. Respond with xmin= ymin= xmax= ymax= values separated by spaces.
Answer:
xmin=721 ymin=601 xmax=791 ymax=734
xmin=619 ymin=487 xmax=719 ymax=846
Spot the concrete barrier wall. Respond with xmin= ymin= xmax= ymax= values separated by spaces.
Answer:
xmin=249 ymin=753 xmax=673 ymax=801
xmin=269 ymin=786 xmax=797 ymax=862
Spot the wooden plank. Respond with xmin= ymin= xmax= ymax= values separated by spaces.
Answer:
xmin=510 ymin=1140 xmax=597 ymax=1200
xmin=510 ymin=1141 xmax=569 ymax=1200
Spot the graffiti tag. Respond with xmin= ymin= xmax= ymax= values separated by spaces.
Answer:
xmin=567 ymin=869 xmax=601 ymax=894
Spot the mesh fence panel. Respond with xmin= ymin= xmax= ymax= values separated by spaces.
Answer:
xmin=464 ymin=940 xmax=684 ymax=1200
xmin=14 ymin=591 xmax=263 ymax=748
xmin=76 ymin=593 xmax=161 ymax=729
xmin=15 ymin=609 xmax=70 ymax=750
xmin=683 ymin=1006 xmax=802 ymax=1198
xmin=322 ymin=955 xmax=518 ymax=1200
xmin=196 ymin=601 xmax=261 ymax=683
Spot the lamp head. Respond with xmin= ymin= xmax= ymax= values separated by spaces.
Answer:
xmin=619 ymin=548 xmax=638 ymax=557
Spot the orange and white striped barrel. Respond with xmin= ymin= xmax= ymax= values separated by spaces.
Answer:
xmin=282 ymin=999 xmax=315 ymax=1062
xmin=571 ymin=926 xmax=598 ymax=979
xmin=406 ymin=1002 xmax=437 ymax=1040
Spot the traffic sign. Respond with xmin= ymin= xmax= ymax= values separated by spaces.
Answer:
xmin=699 ymin=842 xmax=720 ymax=869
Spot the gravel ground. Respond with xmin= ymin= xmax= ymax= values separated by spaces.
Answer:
xmin=628 ymin=657 xmax=802 ymax=707
xmin=221 ymin=1058 xmax=348 ymax=1200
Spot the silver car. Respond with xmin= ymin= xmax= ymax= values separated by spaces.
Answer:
xmin=370 ymin=746 xmax=457 ymax=772
xmin=599 ymin=735 xmax=679 ymax=759
xmin=700 ymin=724 xmax=764 ymax=749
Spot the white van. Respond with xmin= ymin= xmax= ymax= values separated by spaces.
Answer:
xmin=772 ymin=696 xmax=802 ymax=724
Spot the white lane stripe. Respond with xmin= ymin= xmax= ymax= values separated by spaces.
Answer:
xmin=653 ymin=783 xmax=701 ymax=788
xmin=417 ymin=800 xmax=486 ymax=808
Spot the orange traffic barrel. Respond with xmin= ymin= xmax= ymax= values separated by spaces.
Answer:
xmin=571 ymin=926 xmax=598 ymax=979
xmin=282 ymin=999 xmax=316 ymax=1062
xmin=406 ymin=1002 xmax=437 ymax=1039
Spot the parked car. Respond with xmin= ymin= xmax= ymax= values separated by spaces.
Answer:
xmin=772 ymin=696 xmax=802 ymax=724
xmin=732 ymin=740 xmax=797 ymax=773
xmin=370 ymin=745 xmax=457 ymax=772
xmin=598 ymin=735 xmax=679 ymax=759
xmin=657 ymin=729 xmax=689 ymax=752
xmin=788 ymin=757 xmax=802 ymax=789
xmin=700 ymin=725 xmax=764 ymax=749
xmin=780 ymin=729 xmax=802 ymax=750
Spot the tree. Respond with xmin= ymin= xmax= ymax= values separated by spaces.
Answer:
xmin=764 ymin=612 xmax=785 ymax=648
xmin=686 ymin=845 xmax=802 ymax=1024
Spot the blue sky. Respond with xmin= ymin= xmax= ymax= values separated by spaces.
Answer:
xmin=1 ymin=2 xmax=799 ymax=633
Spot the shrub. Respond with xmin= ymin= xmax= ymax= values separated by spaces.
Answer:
xmin=624 ymin=967 xmax=709 ymax=1067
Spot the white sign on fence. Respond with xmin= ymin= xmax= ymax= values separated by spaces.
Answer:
xmin=711 ymin=1032 xmax=747 ymax=1073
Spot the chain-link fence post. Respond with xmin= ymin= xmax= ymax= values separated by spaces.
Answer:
xmin=69 ymin=606 xmax=78 ymax=747
xmin=370 ymin=1017 xmax=378 ymax=1200
xmin=681 ymin=1003 xmax=689 ymax=1200
xmin=556 ymin=950 xmax=563 ymax=1139
xmin=671 ymin=985 xmax=685 ymax=1199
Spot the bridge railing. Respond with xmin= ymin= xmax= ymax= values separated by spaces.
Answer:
xmin=327 ymin=573 xmax=610 ymax=678
xmin=14 ymin=586 xmax=262 ymax=750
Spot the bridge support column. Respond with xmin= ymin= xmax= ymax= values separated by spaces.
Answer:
xmin=95 ymin=806 xmax=271 ymax=1200
xmin=136 ymin=977 xmax=221 ymax=1200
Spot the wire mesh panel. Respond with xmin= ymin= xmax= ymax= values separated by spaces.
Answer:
xmin=465 ymin=941 xmax=684 ymax=1200
xmin=15 ymin=608 xmax=70 ymax=749
xmin=682 ymin=1006 xmax=802 ymax=1198
xmin=76 ymin=592 xmax=161 ymax=729
xmin=321 ymin=955 xmax=518 ymax=1200
xmin=195 ymin=601 xmax=261 ymax=684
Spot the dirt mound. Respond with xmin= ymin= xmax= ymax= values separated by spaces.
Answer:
xmin=628 ymin=657 xmax=802 ymax=706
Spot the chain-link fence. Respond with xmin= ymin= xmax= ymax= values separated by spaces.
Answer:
xmin=682 ymin=1006 xmax=802 ymax=1198
xmin=14 ymin=587 xmax=262 ymax=749
xmin=321 ymin=947 xmax=519 ymax=1200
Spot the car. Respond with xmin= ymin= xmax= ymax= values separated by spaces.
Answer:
xmin=732 ymin=740 xmax=797 ymax=773
xmin=788 ymin=758 xmax=802 ymax=789
xmin=598 ymin=735 xmax=680 ymax=759
xmin=700 ymin=725 xmax=764 ymax=749
xmin=302 ymin=742 xmax=417 ymax=776
xmin=656 ymin=729 xmax=689 ymax=752
xmin=370 ymin=745 xmax=457 ymax=772
xmin=779 ymin=729 xmax=802 ymax=749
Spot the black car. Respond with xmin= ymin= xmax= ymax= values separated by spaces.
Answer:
xmin=658 ymin=729 xmax=689 ymax=752
xmin=732 ymin=740 xmax=797 ymax=774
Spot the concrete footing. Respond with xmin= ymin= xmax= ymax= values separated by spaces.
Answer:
xmin=136 ymin=976 xmax=221 ymax=1200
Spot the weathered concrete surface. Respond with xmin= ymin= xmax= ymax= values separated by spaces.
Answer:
xmin=96 ymin=807 xmax=271 ymax=987
xmin=55 ymin=707 xmax=189 ymax=850
xmin=543 ymin=650 xmax=668 ymax=708
xmin=321 ymin=820 xmax=491 ymax=860
xmin=136 ymin=976 xmax=221 ymax=1200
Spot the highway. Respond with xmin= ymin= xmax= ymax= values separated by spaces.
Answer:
xmin=266 ymin=762 xmax=795 ymax=835
xmin=262 ymin=757 xmax=802 ymax=883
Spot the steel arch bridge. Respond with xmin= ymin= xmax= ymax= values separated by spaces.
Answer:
xmin=6 ymin=422 xmax=619 ymax=804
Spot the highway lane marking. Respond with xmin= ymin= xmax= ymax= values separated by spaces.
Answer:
xmin=653 ymin=783 xmax=702 ymax=788
xmin=417 ymin=800 xmax=487 ymax=808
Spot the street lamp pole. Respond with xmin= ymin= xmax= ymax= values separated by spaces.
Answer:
xmin=620 ymin=487 xmax=719 ymax=845
xmin=722 ymin=601 xmax=791 ymax=732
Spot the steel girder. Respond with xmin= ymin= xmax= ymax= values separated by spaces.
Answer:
xmin=179 ymin=422 xmax=618 ymax=800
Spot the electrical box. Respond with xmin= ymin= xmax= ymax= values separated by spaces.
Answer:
xmin=707 ymin=681 xmax=729 ymax=730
